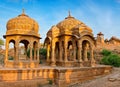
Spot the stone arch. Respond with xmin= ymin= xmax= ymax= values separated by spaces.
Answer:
xmin=80 ymin=31 xmax=94 ymax=39
xmin=80 ymin=35 xmax=94 ymax=47
xmin=44 ymin=37 xmax=51 ymax=45
xmin=19 ymin=39 xmax=29 ymax=60
xmin=67 ymin=36 xmax=78 ymax=61
xmin=9 ymin=39 xmax=15 ymax=44
xmin=8 ymin=39 xmax=15 ymax=60
xmin=82 ymin=40 xmax=90 ymax=61
xmin=79 ymin=35 xmax=95 ymax=66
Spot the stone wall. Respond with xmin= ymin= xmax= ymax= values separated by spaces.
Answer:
xmin=94 ymin=44 xmax=120 ymax=64
xmin=0 ymin=66 xmax=112 ymax=87
xmin=55 ymin=66 xmax=112 ymax=87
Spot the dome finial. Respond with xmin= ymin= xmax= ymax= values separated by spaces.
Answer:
xmin=65 ymin=10 xmax=74 ymax=19
xmin=22 ymin=9 xmax=25 ymax=14
xmin=18 ymin=9 xmax=28 ymax=16
xmin=68 ymin=10 xmax=71 ymax=17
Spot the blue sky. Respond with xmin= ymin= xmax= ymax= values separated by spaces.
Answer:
xmin=0 ymin=0 xmax=120 ymax=43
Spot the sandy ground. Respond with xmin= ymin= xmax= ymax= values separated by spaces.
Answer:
xmin=69 ymin=68 xmax=120 ymax=87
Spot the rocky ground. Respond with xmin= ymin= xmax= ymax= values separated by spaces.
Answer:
xmin=42 ymin=68 xmax=120 ymax=87
xmin=69 ymin=68 xmax=120 ymax=87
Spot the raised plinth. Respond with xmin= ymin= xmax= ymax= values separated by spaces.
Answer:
xmin=4 ymin=60 xmax=39 ymax=68
xmin=56 ymin=60 xmax=95 ymax=67
xmin=0 ymin=65 xmax=112 ymax=87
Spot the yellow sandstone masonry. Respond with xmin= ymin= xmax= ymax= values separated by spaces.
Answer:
xmin=0 ymin=10 xmax=113 ymax=87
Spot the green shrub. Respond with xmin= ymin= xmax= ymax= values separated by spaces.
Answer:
xmin=108 ymin=54 xmax=120 ymax=67
xmin=0 ymin=38 xmax=4 ymax=46
xmin=39 ymin=60 xmax=42 ymax=64
xmin=101 ymin=56 xmax=110 ymax=65
xmin=27 ymin=49 xmax=34 ymax=58
xmin=8 ymin=56 xmax=14 ymax=60
xmin=27 ymin=48 xmax=47 ymax=58
xmin=87 ymin=52 xmax=90 ymax=59
xmin=39 ymin=48 xmax=47 ymax=58
xmin=48 ymin=79 xmax=53 ymax=85
xmin=101 ymin=49 xmax=120 ymax=67
xmin=101 ymin=49 xmax=111 ymax=56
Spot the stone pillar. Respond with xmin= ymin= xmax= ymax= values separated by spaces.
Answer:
xmin=64 ymin=40 xmax=68 ymax=62
xmin=59 ymin=41 xmax=62 ymax=62
xmin=73 ymin=43 xmax=76 ymax=61
xmin=83 ymin=46 xmax=88 ymax=61
xmin=90 ymin=46 xmax=95 ymax=67
xmin=34 ymin=46 xmax=36 ymax=60
xmin=15 ymin=41 xmax=19 ymax=61
xmin=78 ymin=41 xmax=83 ymax=67
xmin=51 ymin=40 xmax=56 ymax=66
xmin=37 ymin=43 xmax=39 ymax=61
xmin=25 ymin=44 xmax=28 ymax=60
xmin=47 ymin=44 xmax=50 ymax=62
xmin=4 ymin=41 xmax=9 ymax=64
xmin=14 ymin=45 xmax=16 ymax=60
xmin=30 ymin=42 xmax=33 ymax=61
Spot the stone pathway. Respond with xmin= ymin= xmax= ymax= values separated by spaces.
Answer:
xmin=69 ymin=68 xmax=120 ymax=87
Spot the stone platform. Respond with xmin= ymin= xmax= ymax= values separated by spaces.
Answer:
xmin=0 ymin=65 xmax=112 ymax=87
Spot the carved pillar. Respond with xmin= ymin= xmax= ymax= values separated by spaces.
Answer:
xmin=47 ymin=44 xmax=50 ymax=62
xmin=14 ymin=45 xmax=16 ymax=60
xmin=64 ymin=40 xmax=68 ymax=62
xmin=15 ymin=41 xmax=19 ymax=61
xmin=90 ymin=47 xmax=93 ymax=60
xmin=37 ymin=42 xmax=39 ymax=61
xmin=78 ymin=41 xmax=83 ymax=67
xmin=25 ymin=44 xmax=28 ymax=60
xmin=90 ymin=46 xmax=95 ymax=67
xmin=30 ymin=42 xmax=33 ymax=61
xmin=5 ymin=40 xmax=9 ymax=64
xmin=83 ymin=45 xmax=88 ymax=61
xmin=51 ymin=40 xmax=56 ymax=66
xmin=34 ymin=45 xmax=36 ymax=60
xmin=59 ymin=41 xmax=62 ymax=62
xmin=73 ymin=42 xmax=76 ymax=61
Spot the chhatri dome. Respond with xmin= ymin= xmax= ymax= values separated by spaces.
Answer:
xmin=47 ymin=11 xmax=93 ymax=37
xmin=6 ymin=9 xmax=39 ymax=36
xmin=45 ymin=11 xmax=95 ymax=67
xmin=56 ymin=11 xmax=92 ymax=33
xmin=4 ymin=9 xmax=40 ymax=68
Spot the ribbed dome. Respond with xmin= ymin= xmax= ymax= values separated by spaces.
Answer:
xmin=56 ymin=13 xmax=85 ymax=31
xmin=6 ymin=10 xmax=39 ymax=33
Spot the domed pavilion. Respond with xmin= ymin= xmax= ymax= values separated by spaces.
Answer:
xmin=0 ymin=11 xmax=112 ymax=87
xmin=3 ymin=10 xmax=41 ymax=68
xmin=44 ymin=12 xmax=96 ymax=67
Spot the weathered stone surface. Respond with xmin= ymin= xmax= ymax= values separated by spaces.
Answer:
xmin=0 ymin=10 xmax=114 ymax=87
xmin=3 ymin=10 xmax=41 ymax=68
xmin=0 ymin=65 xmax=112 ymax=87
xmin=45 ymin=12 xmax=95 ymax=67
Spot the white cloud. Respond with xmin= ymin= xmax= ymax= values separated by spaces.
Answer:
xmin=116 ymin=0 xmax=120 ymax=3
xmin=0 ymin=5 xmax=20 ymax=13
xmin=71 ymin=0 xmax=120 ymax=39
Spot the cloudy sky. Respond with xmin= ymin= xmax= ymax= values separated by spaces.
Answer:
xmin=0 ymin=0 xmax=120 ymax=43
